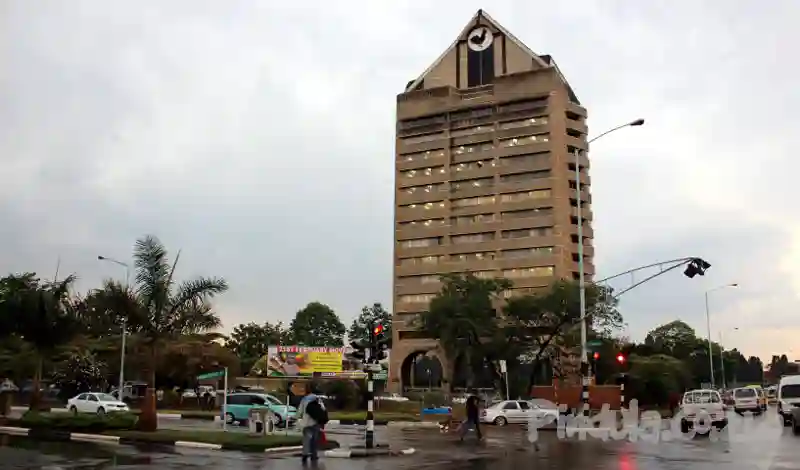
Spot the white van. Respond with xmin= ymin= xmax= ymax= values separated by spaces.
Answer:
xmin=679 ymin=389 xmax=727 ymax=434
xmin=777 ymin=375 xmax=800 ymax=430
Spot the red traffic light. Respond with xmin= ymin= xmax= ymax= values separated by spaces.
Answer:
xmin=373 ymin=324 xmax=384 ymax=336
xmin=593 ymin=352 xmax=600 ymax=360
xmin=616 ymin=353 xmax=625 ymax=364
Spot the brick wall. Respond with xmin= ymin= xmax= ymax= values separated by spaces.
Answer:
xmin=531 ymin=384 xmax=621 ymax=410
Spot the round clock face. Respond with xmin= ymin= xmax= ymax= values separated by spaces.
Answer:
xmin=467 ymin=26 xmax=493 ymax=52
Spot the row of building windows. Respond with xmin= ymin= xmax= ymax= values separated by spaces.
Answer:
xmin=399 ymin=98 xmax=549 ymax=129
xmin=398 ymin=247 xmax=554 ymax=266
xmin=398 ymin=207 xmax=553 ymax=228
xmin=400 ymin=149 xmax=549 ymax=171
xmin=398 ymin=282 xmax=550 ymax=304
xmin=399 ymin=133 xmax=549 ymax=165
xmin=398 ymin=266 xmax=554 ymax=285
xmin=402 ymin=170 xmax=551 ymax=195
xmin=398 ymin=227 xmax=553 ymax=248
xmin=399 ymin=190 xmax=552 ymax=211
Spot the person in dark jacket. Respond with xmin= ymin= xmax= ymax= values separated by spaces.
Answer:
xmin=458 ymin=394 xmax=483 ymax=441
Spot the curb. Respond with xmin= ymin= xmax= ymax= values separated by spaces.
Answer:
xmin=0 ymin=426 xmax=312 ymax=454
xmin=9 ymin=407 xmax=218 ymax=421
xmin=325 ymin=447 xmax=416 ymax=458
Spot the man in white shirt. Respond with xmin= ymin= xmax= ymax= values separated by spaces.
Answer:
xmin=297 ymin=382 xmax=326 ymax=464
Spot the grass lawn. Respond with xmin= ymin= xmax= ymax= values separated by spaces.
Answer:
xmin=106 ymin=429 xmax=303 ymax=450
xmin=328 ymin=410 xmax=419 ymax=421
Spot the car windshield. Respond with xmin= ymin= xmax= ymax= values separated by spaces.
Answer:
xmin=735 ymin=388 xmax=756 ymax=398
xmin=95 ymin=394 xmax=117 ymax=401
xmin=263 ymin=395 xmax=283 ymax=405
xmin=684 ymin=391 xmax=720 ymax=404
xmin=781 ymin=384 xmax=800 ymax=398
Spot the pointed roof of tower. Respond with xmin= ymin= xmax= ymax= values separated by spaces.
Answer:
xmin=404 ymin=9 xmax=580 ymax=104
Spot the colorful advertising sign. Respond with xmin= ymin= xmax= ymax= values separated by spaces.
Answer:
xmin=252 ymin=345 xmax=349 ymax=377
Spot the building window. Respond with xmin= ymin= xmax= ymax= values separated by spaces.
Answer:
xmin=501 ymin=208 xmax=552 ymax=219
xmin=451 ymin=159 xmax=495 ymax=171
xmin=451 ymin=142 xmax=494 ymax=155
xmin=501 ymin=228 xmax=553 ymax=239
xmin=400 ymin=201 xmax=445 ymax=210
xmin=452 ymin=195 xmax=496 ymax=208
xmin=471 ymin=270 xmax=495 ymax=279
xmin=399 ymin=294 xmax=437 ymax=304
xmin=502 ymin=266 xmax=555 ymax=278
xmin=450 ymin=125 xmax=493 ymax=137
xmin=497 ymin=98 xmax=548 ymax=114
xmin=500 ymin=190 xmax=551 ymax=203
xmin=452 ymin=252 xmax=495 ymax=262
xmin=401 ymin=132 xmax=445 ymax=145
xmin=398 ymin=218 xmax=446 ymax=228
xmin=452 ymin=178 xmax=494 ymax=191
xmin=500 ymin=153 xmax=550 ymax=166
xmin=399 ymin=115 xmax=445 ymax=130
xmin=452 ymin=232 xmax=495 ymax=244
xmin=451 ymin=213 xmax=495 ymax=225
xmin=499 ymin=134 xmax=549 ymax=147
xmin=499 ymin=247 xmax=554 ymax=258
xmin=499 ymin=171 xmax=551 ymax=184
xmin=400 ymin=167 xmax=446 ymax=178
xmin=398 ymin=149 xmax=445 ymax=163
xmin=398 ymin=255 xmax=445 ymax=266
xmin=502 ymin=288 xmax=537 ymax=299
xmin=399 ymin=237 xmax=442 ymax=249
xmin=498 ymin=117 xmax=548 ymax=130
xmin=403 ymin=183 xmax=446 ymax=195
xmin=398 ymin=275 xmax=440 ymax=284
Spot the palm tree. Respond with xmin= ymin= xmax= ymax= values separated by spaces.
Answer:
xmin=0 ymin=273 xmax=83 ymax=409
xmin=91 ymin=235 xmax=228 ymax=431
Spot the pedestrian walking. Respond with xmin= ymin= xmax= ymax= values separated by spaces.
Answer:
xmin=297 ymin=382 xmax=329 ymax=464
xmin=458 ymin=394 xmax=483 ymax=442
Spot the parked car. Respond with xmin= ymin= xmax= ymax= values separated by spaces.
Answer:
xmin=222 ymin=392 xmax=297 ymax=427
xmin=679 ymin=389 xmax=727 ymax=434
xmin=480 ymin=400 xmax=535 ymax=426
xmin=67 ymin=393 xmax=129 ymax=416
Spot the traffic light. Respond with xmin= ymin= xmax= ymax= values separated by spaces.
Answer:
xmin=616 ymin=353 xmax=626 ymax=364
xmin=370 ymin=322 xmax=390 ymax=363
xmin=593 ymin=352 xmax=600 ymax=361
xmin=684 ymin=258 xmax=711 ymax=278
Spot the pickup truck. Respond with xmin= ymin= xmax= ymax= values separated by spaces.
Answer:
xmin=679 ymin=389 xmax=728 ymax=434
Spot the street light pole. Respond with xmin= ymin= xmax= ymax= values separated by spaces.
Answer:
xmin=718 ymin=327 xmax=739 ymax=389
xmin=576 ymin=118 xmax=644 ymax=415
xmin=98 ymin=255 xmax=130 ymax=395
xmin=704 ymin=283 xmax=738 ymax=389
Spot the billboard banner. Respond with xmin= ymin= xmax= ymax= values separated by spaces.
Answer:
xmin=257 ymin=345 xmax=345 ymax=377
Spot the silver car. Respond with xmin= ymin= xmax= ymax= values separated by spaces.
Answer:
xmin=480 ymin=400 xmax=536 ymax=426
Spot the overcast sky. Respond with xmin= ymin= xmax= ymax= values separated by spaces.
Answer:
xmin=1 ymin=1 xmax=797 ymax=362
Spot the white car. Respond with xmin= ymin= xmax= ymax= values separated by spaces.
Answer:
xmin=375 ymin=393 xmax=408 ymax=402
xmin=67 ymin=393 xmax=130 ymax=416
xmin=777 ymin=375 xmax=800 ymax=431
xmin=480 ymin=400 xmax=536 ymax=426
xmin=679 ymin=389 xmax=727 ymax=434
xmin=732 ymin=387 xmax=762 ymax=414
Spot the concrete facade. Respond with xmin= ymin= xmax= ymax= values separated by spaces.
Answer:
xmin=389 ymin=10 xmax=591 ymax=393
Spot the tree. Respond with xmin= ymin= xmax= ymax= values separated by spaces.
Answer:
xmin=225 ymin=322 xmax=289 ymax=373
xmin=90 ymin=235 xmax=228 ymax=431
xmin=627 ymin=354 xmax=691 ymax=406
xmin=288 ymin=302 xmax=345 ymax=346
xmin=644 ymin=320 xmax=698 ymax=359
xmin=348 ymin=303 xmax=391 ymax=345
xmin=0 ymin=273 xmax=84 ymax=409
xmin=51 ymin=350 xmax=109 ymax=398
xmin=503 ymin=280 xmax=621 ymax=390
xmin=416 ymin=273 xmax=511 ymax=389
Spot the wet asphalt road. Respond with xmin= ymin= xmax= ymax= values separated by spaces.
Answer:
xmin=2 ymin=409 xmax=798 ymax=469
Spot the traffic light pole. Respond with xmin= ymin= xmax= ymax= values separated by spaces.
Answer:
xmin=365 ymin=322 xmax=375 ymax=449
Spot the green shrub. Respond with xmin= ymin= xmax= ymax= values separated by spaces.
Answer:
xmin=20 ymin=411 xmax=138 ymax=432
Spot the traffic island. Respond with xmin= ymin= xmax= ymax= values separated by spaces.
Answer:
xmin=324 ymin=443 xmax=416 ymax=458
xmin=0 ymin=425 xmax=338 ymax=453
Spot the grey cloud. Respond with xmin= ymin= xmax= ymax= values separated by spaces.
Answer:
xmin=1 ymin=1 xmax=797 ymax=358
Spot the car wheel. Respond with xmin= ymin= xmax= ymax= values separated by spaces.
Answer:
xmin=270 ymin=413 xmax=282 ymax=427
xmin=493 ymin=416 xmax=507 ymax=426
xmin=96 ymin=407 xmax=106 ymax=417
xmin=69 ymin=406 xmax=78 ymax=415
xmin=680 ymin=420 xmax=690 ymax=434
xmin=782 ymin=415 xmax=792 ymax=427
xmin=225 ymin=412 xmax=236 ymax=425
xmin=793 ymin=417 xmax=800 ymax=435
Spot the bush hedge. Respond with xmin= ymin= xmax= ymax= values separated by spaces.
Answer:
xmin=18 ymin=411 xmax=138 ymax=432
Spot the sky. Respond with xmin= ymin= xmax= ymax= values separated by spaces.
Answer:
xmin=1 ymin=0 xmax=797 ymax=362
